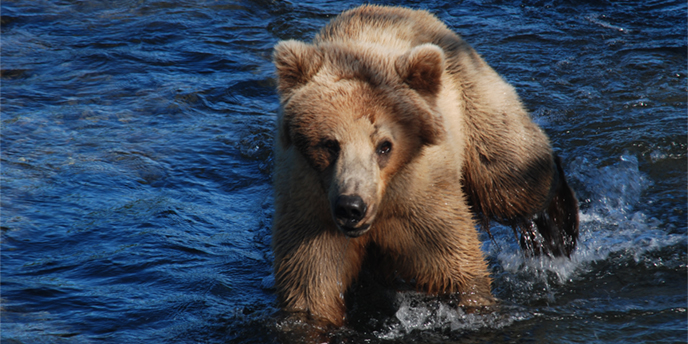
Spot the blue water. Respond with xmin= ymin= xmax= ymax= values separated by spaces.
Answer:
xmin=1 ymin=1 xmax=686 ymax=343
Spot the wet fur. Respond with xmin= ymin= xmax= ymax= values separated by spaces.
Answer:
xmin=272 ymin=5 xmax=579 ymax=329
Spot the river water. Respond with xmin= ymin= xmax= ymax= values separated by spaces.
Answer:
xmin=2 ymin=1 xmax=686 ymax=343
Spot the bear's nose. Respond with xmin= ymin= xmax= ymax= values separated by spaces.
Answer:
xmin=334 ymin=195 xmax=367 ymax=227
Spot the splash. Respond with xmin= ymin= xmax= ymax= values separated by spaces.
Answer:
xmin=375 ymin=293 xmax=530 ymax=340
xmin=489 ymin=153 xmax=685 ymax=296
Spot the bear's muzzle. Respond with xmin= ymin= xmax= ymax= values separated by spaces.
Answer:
xmin=333 ymin=195 xmax=371 ymax=237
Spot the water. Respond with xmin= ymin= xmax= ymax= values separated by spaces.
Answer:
xmin=1 ymin=1 xmax=685 ymax=343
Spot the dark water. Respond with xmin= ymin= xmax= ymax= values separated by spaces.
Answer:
xmin=1 ymin=1 xmax=686 ymax=343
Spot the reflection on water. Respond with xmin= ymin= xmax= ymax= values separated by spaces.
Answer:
xmin=1 ymin=0 xmax=686 ymax=343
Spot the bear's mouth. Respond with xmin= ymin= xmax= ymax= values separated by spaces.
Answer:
xmin=338 ymin=224 xmax=370 ymax=238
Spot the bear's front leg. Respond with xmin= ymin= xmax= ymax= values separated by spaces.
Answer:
xmin=372 ymin=213 xmax=496 ymax=309
xmin=273 ymin=225 xmax=367 ymax=329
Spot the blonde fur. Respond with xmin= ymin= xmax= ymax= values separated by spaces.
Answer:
xmin=272 ymin=5 xmax=578 ymax=328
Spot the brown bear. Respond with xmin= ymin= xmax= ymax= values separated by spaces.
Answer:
xmin=271 ymin=4 xmax=579 ymax=331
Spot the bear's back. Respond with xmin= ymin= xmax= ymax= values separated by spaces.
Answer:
xmin=314 ymin=5 xmax=485 ymax=83
xmin=314 ymin=5 xmax=452 ymax=52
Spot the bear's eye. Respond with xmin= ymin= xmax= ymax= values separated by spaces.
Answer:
xmin=376 ymin=140 xmax=392 ymax=155
xmin=321 ymin=139 xmax=340 ymax=156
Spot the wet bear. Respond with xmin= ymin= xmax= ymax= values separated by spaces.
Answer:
xmin=271 ymin=4 xmax=579 ymax=332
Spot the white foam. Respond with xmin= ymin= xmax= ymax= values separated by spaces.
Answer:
xmin=375 ymin=292 xmax=530 ymax=339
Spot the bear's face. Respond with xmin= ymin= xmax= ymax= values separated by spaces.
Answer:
xmin=282 ymin=82 xmax=419 ymax=237
xmin=274 ymin=41 xmax=447 ymax=237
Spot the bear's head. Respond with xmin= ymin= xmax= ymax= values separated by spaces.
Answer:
xmin=274 ymin=40 xmax=446 ymax=237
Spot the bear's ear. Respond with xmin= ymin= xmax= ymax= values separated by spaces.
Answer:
xmin=395 ymin=44 xmax=445 ymax=97
xmin=273 ymin=40 xmax=323 ymax=97
xmin=395 ymin=44 xmax=446 ymax=146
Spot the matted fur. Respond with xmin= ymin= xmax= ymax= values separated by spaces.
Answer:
xmin=272 ymin=5 xmax=579 ymax=328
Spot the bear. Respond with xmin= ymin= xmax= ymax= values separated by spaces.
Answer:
xmin=271 ymin=4 xmax=579 ymax=333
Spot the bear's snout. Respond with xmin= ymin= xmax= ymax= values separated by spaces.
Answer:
xmin=333 ymin=195 xmax=370 ymax=236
